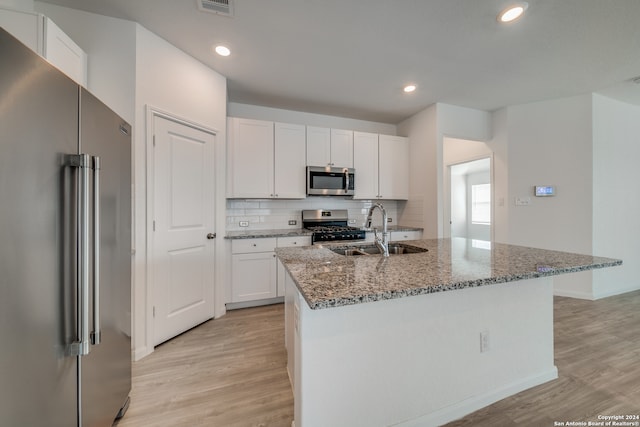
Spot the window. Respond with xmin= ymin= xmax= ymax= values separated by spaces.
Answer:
xmin=471 ymin=183 xmax=491 ymax=224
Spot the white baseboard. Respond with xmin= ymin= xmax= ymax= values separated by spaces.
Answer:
xmin=553 ymin=289 xmax=594 ymax=300
xmin=132 ymin=345 xmax=152 ymax=361
xmin=593 ymin=285 xmax=640 ymax=300
xmin=394 ymin=367 xmax=559 ymax=427
xmin=226 ymin=296 xmax=284 ymax=310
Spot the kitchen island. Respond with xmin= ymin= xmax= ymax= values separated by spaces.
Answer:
xmin=275 ymin=238 xmax=621 ymax=427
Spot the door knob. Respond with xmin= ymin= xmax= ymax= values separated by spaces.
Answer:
xmin=206 ymin=233 xmax=216 ymax=239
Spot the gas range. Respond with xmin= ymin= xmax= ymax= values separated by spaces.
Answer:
xmin=302 ymin=210 xmax=366 ymax=244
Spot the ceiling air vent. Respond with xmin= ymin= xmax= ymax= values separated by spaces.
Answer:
xmin=197 ymin=0 xmax=234 ymax=17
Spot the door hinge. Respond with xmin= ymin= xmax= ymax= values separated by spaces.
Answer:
xmin=153 ymin=306 xmax=156 ymax=317
xmin=153 ymin=135 xmax=156 ymax=147
xmin=153 ymin=220 xmax=156 ymax=231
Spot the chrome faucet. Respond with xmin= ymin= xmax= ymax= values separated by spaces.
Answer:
xmin=366 ymin=203 xmax=389 ymax=257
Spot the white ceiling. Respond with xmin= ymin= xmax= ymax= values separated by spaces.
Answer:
xmin=39 ymin=0 xmax=640 ymax=124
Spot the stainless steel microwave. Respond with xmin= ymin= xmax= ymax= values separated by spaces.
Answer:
xmin=306 ymin=166 xmax=355 ymax=196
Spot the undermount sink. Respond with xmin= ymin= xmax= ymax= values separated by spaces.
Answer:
xmin=330 ymin=244 xmax=428 ymax=256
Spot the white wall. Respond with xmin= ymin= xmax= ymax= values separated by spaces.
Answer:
xmin=0 ymin=0 xmax=33 ymax=11
xmin=134 ymin=25 xmax=227 ymax=359
xmin=502 ymin=95 xmax=593 ymax=253
xmin=592 ymin=94 xmax=640 ymax=298
xmin=398 ymin=103 xmax=492 ymax=237
xmin=490 ymin=93 xmax=638 ymax=299
xmin=497 ymin=95 xmax=594 ymax=298
xmin=397 ymin=105 xmax=438 ymax=236
xmin=489 ymin=109 xmax=510 ymax=243
xmin=408 ymin=96 xmax=631 ymax=299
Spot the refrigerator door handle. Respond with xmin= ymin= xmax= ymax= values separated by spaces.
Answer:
xmin=91 ymin=156 xmax=101 ymax=346
xmin=69 ymin=153 xmax=91 ymax=357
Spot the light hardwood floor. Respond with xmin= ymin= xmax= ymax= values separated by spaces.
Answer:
xmin=115 ymin=291 xmax=640 ymax=427
xmin=114 ymin=304 xmax=294 ymax=427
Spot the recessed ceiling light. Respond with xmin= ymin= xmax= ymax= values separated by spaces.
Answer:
xmin=403 ymin=84 xmax=417 ymax=93
xmin=498 ymin=2 xmax=528 ymax=23
xmin=215 ymin=45 xmax=231 ymax=56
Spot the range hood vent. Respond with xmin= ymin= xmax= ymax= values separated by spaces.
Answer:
xmin=197 ymin=0 xmax=234 ymax=17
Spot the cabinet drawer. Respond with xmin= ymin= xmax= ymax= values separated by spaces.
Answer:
xmin=231 ymin=237 xmax=277 ymax=254
xmin=277 ymin=236 xmax=312 ymax=248
xmin=391 ymin=231 xmax=422 ymax=241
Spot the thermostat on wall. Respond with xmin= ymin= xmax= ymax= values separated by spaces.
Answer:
xmin=534 ymin=185 xmax=556 ymax=197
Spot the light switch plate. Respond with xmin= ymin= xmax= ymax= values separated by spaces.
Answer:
xmin=515 ymin=197 xmax=531 ymax=206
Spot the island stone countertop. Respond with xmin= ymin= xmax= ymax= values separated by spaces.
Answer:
xmin=225 ymin=225 xmax=422 ymax=239
xmin=225 ymin=228 xmax=313 ymax=239
xmin=275 ymin=237 xmax=622 ymax=310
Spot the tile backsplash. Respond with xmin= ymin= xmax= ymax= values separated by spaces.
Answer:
xmin=226 ymin=198 xmax=399 ymax=231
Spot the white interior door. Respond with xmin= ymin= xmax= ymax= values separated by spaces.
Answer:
xmin=152 ymin=115 xmax=216 ymax=346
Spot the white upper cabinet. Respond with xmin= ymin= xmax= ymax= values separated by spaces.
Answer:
xmin=354 ymin=133 xmax=409 ymax=200
xmin=306 ymin=126 xmax=353 ymax=168
xmin=0 ymin=8 xmax=87 ymax=86
xmin=227 ymin=118 xmax=275 ymax=198
xmin=0 ymin=7 xmax=41 ymax=52
xmin=42 ymin=17 xmax=87 ymax=86
xmin=378 ymin=135 xmax=409 ymax=200
xmin=329 ymin=129 xmax=354 ymax=168
xmin=227 ymin=118 xmax=306 ymax=199
xmin=353 ymin=131 xmax=379 ymax=199
xmin=306 ymin=126 xmax=331 ymax=166
xmin=274 ymin=122 xmax=306 ymax=199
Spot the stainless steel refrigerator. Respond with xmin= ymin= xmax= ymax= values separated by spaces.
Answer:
xmin=0 ymin=28 xmax=132 ymax=426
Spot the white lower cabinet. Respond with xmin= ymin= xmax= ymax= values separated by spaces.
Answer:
xmin=230 ymin=235 xmax=311 ymax=305
xmin=391 ymin=230 xmax=423 ymax=241
xmin=230 ymin=238 xmax=278 ymax=303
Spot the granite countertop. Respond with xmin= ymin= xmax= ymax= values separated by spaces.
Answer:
xmin=275 ymin=238 xmax=622 ymax=310
xmin=379 ymin=225 xmax=423 ymax=232
xmin=225 ymin=225 xmax=423 ymax=240
xmin=225 ymin=228 xmax=313 ymax=239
